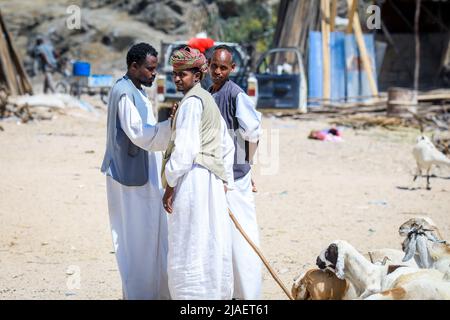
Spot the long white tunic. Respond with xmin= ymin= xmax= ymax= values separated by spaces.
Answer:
xmin=228 ymin=92 xmax=262 ymax=300
xmin=165 ymin=96 xmax=235 ymax=300
xmin=106 ymin=91 xmax=171 ymax=300
xmin=235 ymin=92 xmax=262 ymax=143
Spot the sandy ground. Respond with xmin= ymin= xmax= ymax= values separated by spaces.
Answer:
xmin=1 ymin=98 xmax=449 ymax=300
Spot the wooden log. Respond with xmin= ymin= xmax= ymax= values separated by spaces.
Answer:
xmin=417 ymin=92 xmax=450 ymax=101
xmin=0 ymin=15 xmax=18 ymax=96
xmin=346 ymin=0 xmax=358 ymax=34
xmin=0 ymin=11 xmax=32 ymax=95
xmin=321 ymin=0 xmax=331 ymax=100
xmin=347 ymin=0 xmax=379 ymax=97
xmin=387 ymin=87 xmax=418 ymax=118
xmin=330 ymin=0 xmax=337 ymax=32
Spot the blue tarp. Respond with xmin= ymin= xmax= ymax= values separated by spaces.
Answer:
xmin=330 ymin=32 xmax=346 ymax=102
xmin=308 ymin=31 xmax=378 ymax=105
xmin=308 ymin=31 xmax=323 ymax=106
xmin=360 ymin=35 xmax=378 ymax=99
xmin=344 ymin=34 xmax=360 ymax=102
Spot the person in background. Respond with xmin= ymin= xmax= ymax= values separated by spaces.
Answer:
xmin=208 ymin=44 xmax=263 ymax=300
xmin=34 ymin=37 xmax=58 ymax=93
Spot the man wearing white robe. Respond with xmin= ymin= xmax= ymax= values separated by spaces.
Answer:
xmin=101 ymin=43 xmax=171 ymax=300
xmin=208 ymin=45 xmax=263 ymax=300
xmin=162 ymin=47 xmax=235 ymax=300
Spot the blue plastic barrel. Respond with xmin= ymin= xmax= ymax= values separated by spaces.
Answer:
xmin=72 ymin=61 xmax=91 ymax=77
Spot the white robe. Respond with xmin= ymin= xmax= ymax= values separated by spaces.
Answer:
xmin=228 ymin=92 xmax=262 ymax=299
xmin=105 ymin=92 xmax=171 ymax=300
xmin=165 ymin=96 xmax=235 ymax=300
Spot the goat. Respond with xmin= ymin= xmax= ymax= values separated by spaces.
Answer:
xmin=291 ymin=269 xmax=357 ymax=300
xmin=399 ymin=217 xmax=450 ymax=277
xmin=291 ymin=248 xmax=417 ymax=300
xmin=365 ymin=269 xmax=450 ymax=300
xmin=316 ymin=240 xmax=421 ymax=299
xmin=412 ymin=135 xmax=450 ymax=190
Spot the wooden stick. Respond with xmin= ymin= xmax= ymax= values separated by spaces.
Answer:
xmin=330 ymin=0 xmax=338 ymax=32
xmin=418 ymin=92 xmax=450 ymax=101
xmin=321 ymin=0 xmax=331 ymax=100
xmin=0 ymin=12 xmax=18 ymax=96
xmin=346 ymin=0 xmax=358 ymax=34
xmin=228 ymin=209 xmax=294 ymax=300
xmin=347 ymin=0 xmax=379 ymax=97
xmin=0 ymin=10 xmax=32 ymax=95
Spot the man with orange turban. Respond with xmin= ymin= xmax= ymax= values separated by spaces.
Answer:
xmin=162 ymin=47 xmax=236 ymax=299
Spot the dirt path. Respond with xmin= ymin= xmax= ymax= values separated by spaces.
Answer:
xmin=1 ymin=109 xmax=449 ymax=299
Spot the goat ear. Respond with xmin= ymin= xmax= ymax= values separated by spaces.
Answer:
xmin=326 ymin=243 xmax=339 ymax=266
xmin=416 ymin=235 xmax=431 ymax=268
xmin=402 ymin=233 xmax=417 ymax=262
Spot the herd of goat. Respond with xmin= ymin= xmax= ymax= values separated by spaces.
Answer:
xmin=289 ymin=135 xmax=450 ymax=299
xmin=291 ymin=217 xmax=450 ymax=300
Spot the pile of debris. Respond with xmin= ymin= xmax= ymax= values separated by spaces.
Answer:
xmin=432 ymin=131 xmax=450 ymax=156
xmin=266 ymin=88 xmax=450 ymax=132
xmin=1 ymin=93 xmax=98 ymax=124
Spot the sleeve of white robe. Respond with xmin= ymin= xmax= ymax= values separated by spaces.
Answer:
xmin=165 ymin=97 xmax=202 ymax=188
xmin=118 ymin=95 xmax=172 ymax=152
xmin=235 ymin=92 xmax=262 ymax=143
xmin=221 ymin=118 xmax=235 ymax=190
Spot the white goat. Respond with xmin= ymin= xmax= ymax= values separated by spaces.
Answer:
xmin=365 ymin=269 xmax=450 ymax=300
xmin=399 ymin=217 xmax=450 ymax=277
xmin=316 ymin=240 xmax=420 ymax=299
xmin=291 ymin=248 xmax=417 ymax=300
xmin=412 ymin=135 xmax=450 ymax=189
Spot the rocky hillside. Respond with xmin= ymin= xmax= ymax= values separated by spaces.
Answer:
xmin=0 ymin=0 xmax=277 ymax=75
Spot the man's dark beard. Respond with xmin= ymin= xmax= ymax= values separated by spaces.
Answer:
xmin=142 ymin=78 xmax=154 ymax=87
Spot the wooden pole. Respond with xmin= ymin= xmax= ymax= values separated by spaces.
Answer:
xmin=321 ymin=0 xmax=331 ymax=100
xmin=228 ymin=209 xmax=294 ymax=300
xmin=0 ymin=10 xmax=32 ymax=95
xmin=414 ymin=0 xmax=421 ymax=92
xmin=347 ymin=0 xmax=378 ymax=97
xmin=0 ymin=18 xmax=18 ymax=96
xmin=330 ymin=0 xmax=338 ymax=32
xmin=346 ymin=0 xmax=358 ymax=34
